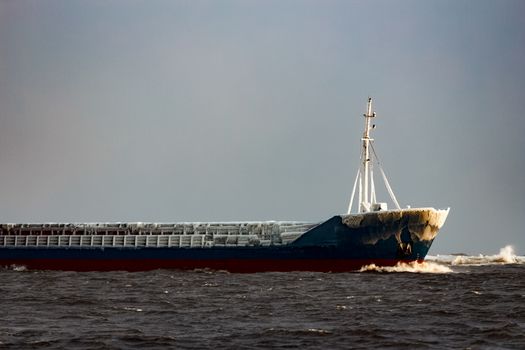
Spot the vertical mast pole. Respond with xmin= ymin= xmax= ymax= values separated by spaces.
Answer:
xmin=361 ymin=97 xmax=374 ymax=212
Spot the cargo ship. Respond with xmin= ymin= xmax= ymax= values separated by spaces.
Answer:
xmin=0 ymin=99 xmax=449 ymax=272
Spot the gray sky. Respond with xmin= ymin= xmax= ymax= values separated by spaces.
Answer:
xmin=1 ymin=0 xmax=524 ymax=254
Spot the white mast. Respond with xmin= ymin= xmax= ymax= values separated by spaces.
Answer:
xmin=360 ymin=97 xmax=375 ymax=213
xmin=347 ymin=98 xmax=402 ymax=214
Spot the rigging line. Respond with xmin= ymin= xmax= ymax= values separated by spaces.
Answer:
xmin=351 ymin=139 xmax=366 ymax=214
xmin=358 ymin=170 xmax=362 ymax=212
xmin=347 ymin=167 xmax=361 ymax=214
xmin=369 ymin=142 xmax=402 ymax=209
xmin=370 ymin=167 xmax=376 ymax=204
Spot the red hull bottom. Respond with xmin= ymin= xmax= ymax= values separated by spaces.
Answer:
xmin=0 ymin=259 xmax=421 ymax=272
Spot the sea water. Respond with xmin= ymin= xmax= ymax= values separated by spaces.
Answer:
xmin=0 ymin=246 xmax=524 ymax=349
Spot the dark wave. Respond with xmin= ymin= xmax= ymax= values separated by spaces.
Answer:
xmin=1 ymin=263 xmax=524 ymax=349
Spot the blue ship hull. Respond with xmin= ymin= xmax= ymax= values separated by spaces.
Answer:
xmin=0 ymin=213 xmax=441 ymax=272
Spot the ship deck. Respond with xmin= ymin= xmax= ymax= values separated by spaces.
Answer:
xmin=0 ymin=221 xmax=318 ymax=248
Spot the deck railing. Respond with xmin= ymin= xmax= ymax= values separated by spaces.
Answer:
xmin=0 ymin=222 xmax=317 ymax=248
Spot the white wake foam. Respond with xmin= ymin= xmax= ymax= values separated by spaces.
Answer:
xmin=359 ymin=261 xmax=452 ymax=273
xmin=427 ymin=245 xmax=524 ymax=266
xmin=359 ymin=246 xmax=523 ymax=273
xmin=8 ymin=264 xmax=27 ymax=271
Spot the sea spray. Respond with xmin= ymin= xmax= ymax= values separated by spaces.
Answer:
xmin=9 ymin=264 xmax=27 ymax=272
xmin=427 ymin=245 xmax=524 ymax=266
xmin=452 ymin=245 xmax=522 ymax=265
xmin=497 ymin=245 xmax=518 ymax=263
xmin=358 ymin=261 xmax=452 ymax=273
